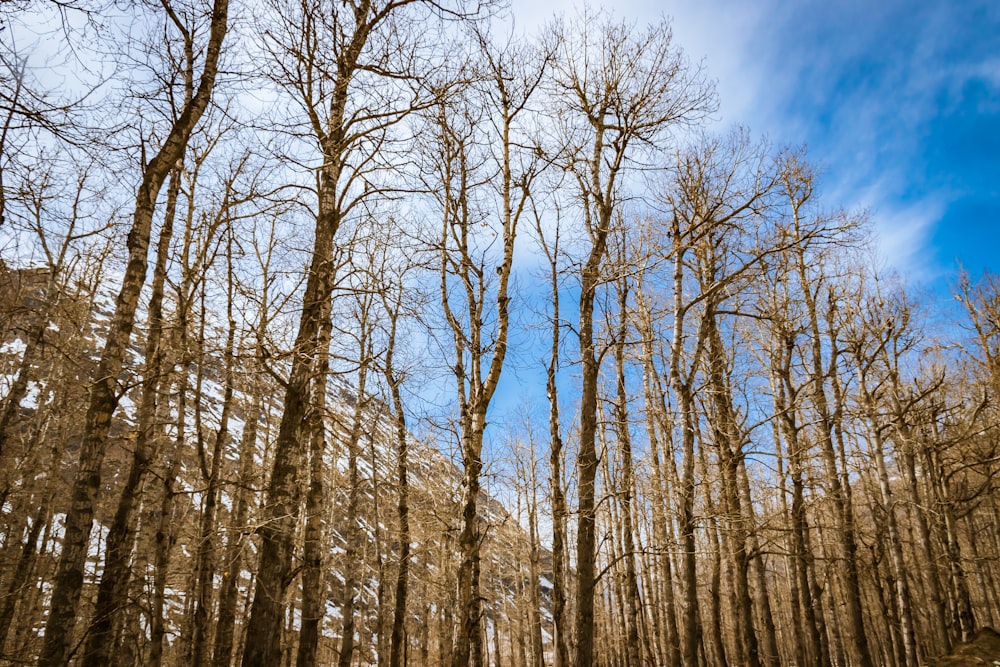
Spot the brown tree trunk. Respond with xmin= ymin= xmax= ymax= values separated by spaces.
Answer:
xmin=387 ymin=329 xmax=411 ymax=667
xmin=81 ymin=162 xmax=183 ymax=667
xmin=438 ymin=46 xmax=533 ymax=664
xmin=926 ymin=444 xmax=976 ymax=642
xmin=858 ymin=394 xmax=918 ymax=666
xmin=668 ymin=222 xmax=704 ymax=667
xmin=610 ymin=274 xmax=643 ymax=667
xmin=150 ymin=431 xmax=183 ymax=666
xmin=770 ymin=326 xmax=827 ymax=667
xmin=636 ymin=292 xmax=682 ymax=667
xmin=698 ymin=450 xmax=728 ymax=667
xmin=792 ymin=216 xmax=874 ymax=667
xmin=537 ymin=214 xmax=570 ymax=667
xmin=739 ymin=459 xmax=781 ymax=667
xmin=296 ymin=288 xmax=333 ymax=667
xmin=337 ymin=348 xmax=371 ymax=667
xmin=453 ymin=417 xmax=486 ymax=667
xmin=526 ymin=490 xmax=545 ymax=667
xmin=574 ymin=234 xmax=606 ymax=667
xmin=0 ymin=490 xmax=51 ymax=651
xmin=191 ymin=242 xmax=239 ymax=667
xmin=242 ymin=194 xmax=337 ymax=667
xmin=38 ymin=2 xmax=228 ymax=662
xmin=242 ymin=4 xmax=403 ymax=660
xmin=703 ymin=305 xmax=761 ymax=667
xmin=899 ymin=441 xmax=949 ymax=651
xmin=213 ymin=307 xmax=269 ymax=667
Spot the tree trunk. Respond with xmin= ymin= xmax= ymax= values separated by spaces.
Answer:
xmin=574 ymin=217 xmax=610 ymax=667
xmin=213 ymin=323 xmax=268 ymax=667
xmin=0 ymin=491 xmax=51 ymax=651
xmin=150 ymin=440 xmax=182 ymax=666
xmin=538 ymin=219 xmax=570 ymax=667
xmin=453 ymin=414 xmax=486 ymax=667
xmin=338 ymin=356 xmax=370 ymax=667
xmin=894 ymin=403 xmax=949 ymax=654
xmin=636 ymin=294 xmax=682 ymax=667
xmin=81 ymin=163 xmax=183 ymax=667
xmin=388 ymin=361 xmax=411 ymax=667
xmin=191 ymin=251 xmax=239 ymax=667
xmin=770 ymin=328 xmax=827 ymax=667
xmin=861 ymin=402 xmax=918 ymax=666
xmin=704 ymin=306 xmax=760 ymax=667
xmin=611 ymin=277 xmax=643 ymax=667
xmin=793 ymin=222 xmax=874 ymax=667
xmin=38 ymin=2 xmax=228 ymax=661
xmin=241 ymin=191 xmax=338 ymax=666
xmin=296 ymin=292 xmax=332 ymax=667
xmin=669 ymin=225 xmax=704 ymax=667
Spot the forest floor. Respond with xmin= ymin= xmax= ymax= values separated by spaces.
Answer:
xmin=932 ymin=628 xmax=1000 ymax=666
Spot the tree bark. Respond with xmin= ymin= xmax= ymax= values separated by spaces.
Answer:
xmin=295 ymin=273 xmax=333 ymax=667
xmin=792 ymin=212 xmax=874 ymax=667
xmin=337 ymin=342 xmax=370 ymax=667
xmin=38 ymin=2 xmax=229 ymax=662
xmin=387 ymin=328 xmax=411 ymax=667
xmin=81 ymin=162 xmax=183 ymax=667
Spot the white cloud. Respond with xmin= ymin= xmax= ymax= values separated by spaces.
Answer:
xmin=867 ymin=198 xmax=945 ymax=284
xmin=498 ymin=0 xmax=993 ymax=285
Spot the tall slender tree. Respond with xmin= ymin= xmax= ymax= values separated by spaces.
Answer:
xmin=240 ymin=0 xmax=479 ymax=661
xmin=39 ymin=2 xmax=230 ymax=662
xmin=550 ymin=15 xmax=714 ymax=664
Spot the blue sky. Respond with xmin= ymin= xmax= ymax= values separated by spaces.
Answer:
xmin=509 ymin=0 xmax=1000 ymax=293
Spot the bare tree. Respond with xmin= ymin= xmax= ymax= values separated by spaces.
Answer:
xmin=423 ymin=28 xmax=549 ymax=667
xmin=532 ymin=200 xmax=573 ymax=667
xmin=548 ymin=14 xmax=713 ymax=664
xmin=240 ymin=0 xmax=480 ymax=662
xmin=212 ymin=210 xmax=289 ymax=667
xmin=39 ymin=1 xmax=229 ymax=662
xmin=783 ymin=158 xmax=875 ymax=667
xmin=843 ymin=271 xmax=922 ymax=666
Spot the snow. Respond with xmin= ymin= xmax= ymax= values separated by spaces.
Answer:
xmin=50 ymin=513 xmax=66 ymax=541
xmin=0 ymin=338 xmax=27 ymax=356
xmin=117 ymin=392 xmax=136 ymax=416
xmin=325 ymin=599 xmax=343 ymax=620
xmin=87 ymin=521 xmax=109 ymax=561
xmin=20 ymin=381 xmax=42 ymax=409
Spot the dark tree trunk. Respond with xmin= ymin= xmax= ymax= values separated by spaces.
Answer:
xmin=574 ymin=220 xmax=610 ymax=667
xmin=241 ymin=196 xmax=339 ymax=666
xmin=296 ymin=294 xmax=332 ymax=667
xmin=38 ymin=3 xmax=229 ymax=662
xmin=387 ymin=303 xmax=411 ymax=667
xmin=81 ymin=163 xmax=183 ymax=667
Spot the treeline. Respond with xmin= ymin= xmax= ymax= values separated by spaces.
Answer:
xmin=1 ymin=1 xmax=999 ymax=667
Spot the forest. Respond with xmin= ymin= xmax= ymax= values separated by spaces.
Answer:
xmin=1 ymin=0 xmax=999 ymax=666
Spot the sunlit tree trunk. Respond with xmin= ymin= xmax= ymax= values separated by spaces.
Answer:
xmin=39 ymin=3 xmax=228 ymax=661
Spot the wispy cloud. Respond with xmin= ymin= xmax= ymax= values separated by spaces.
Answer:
xmin=866 ymin=196 xmax=946 ymax=284
xmin=503 ymin=0 xmax=999 ymax=286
